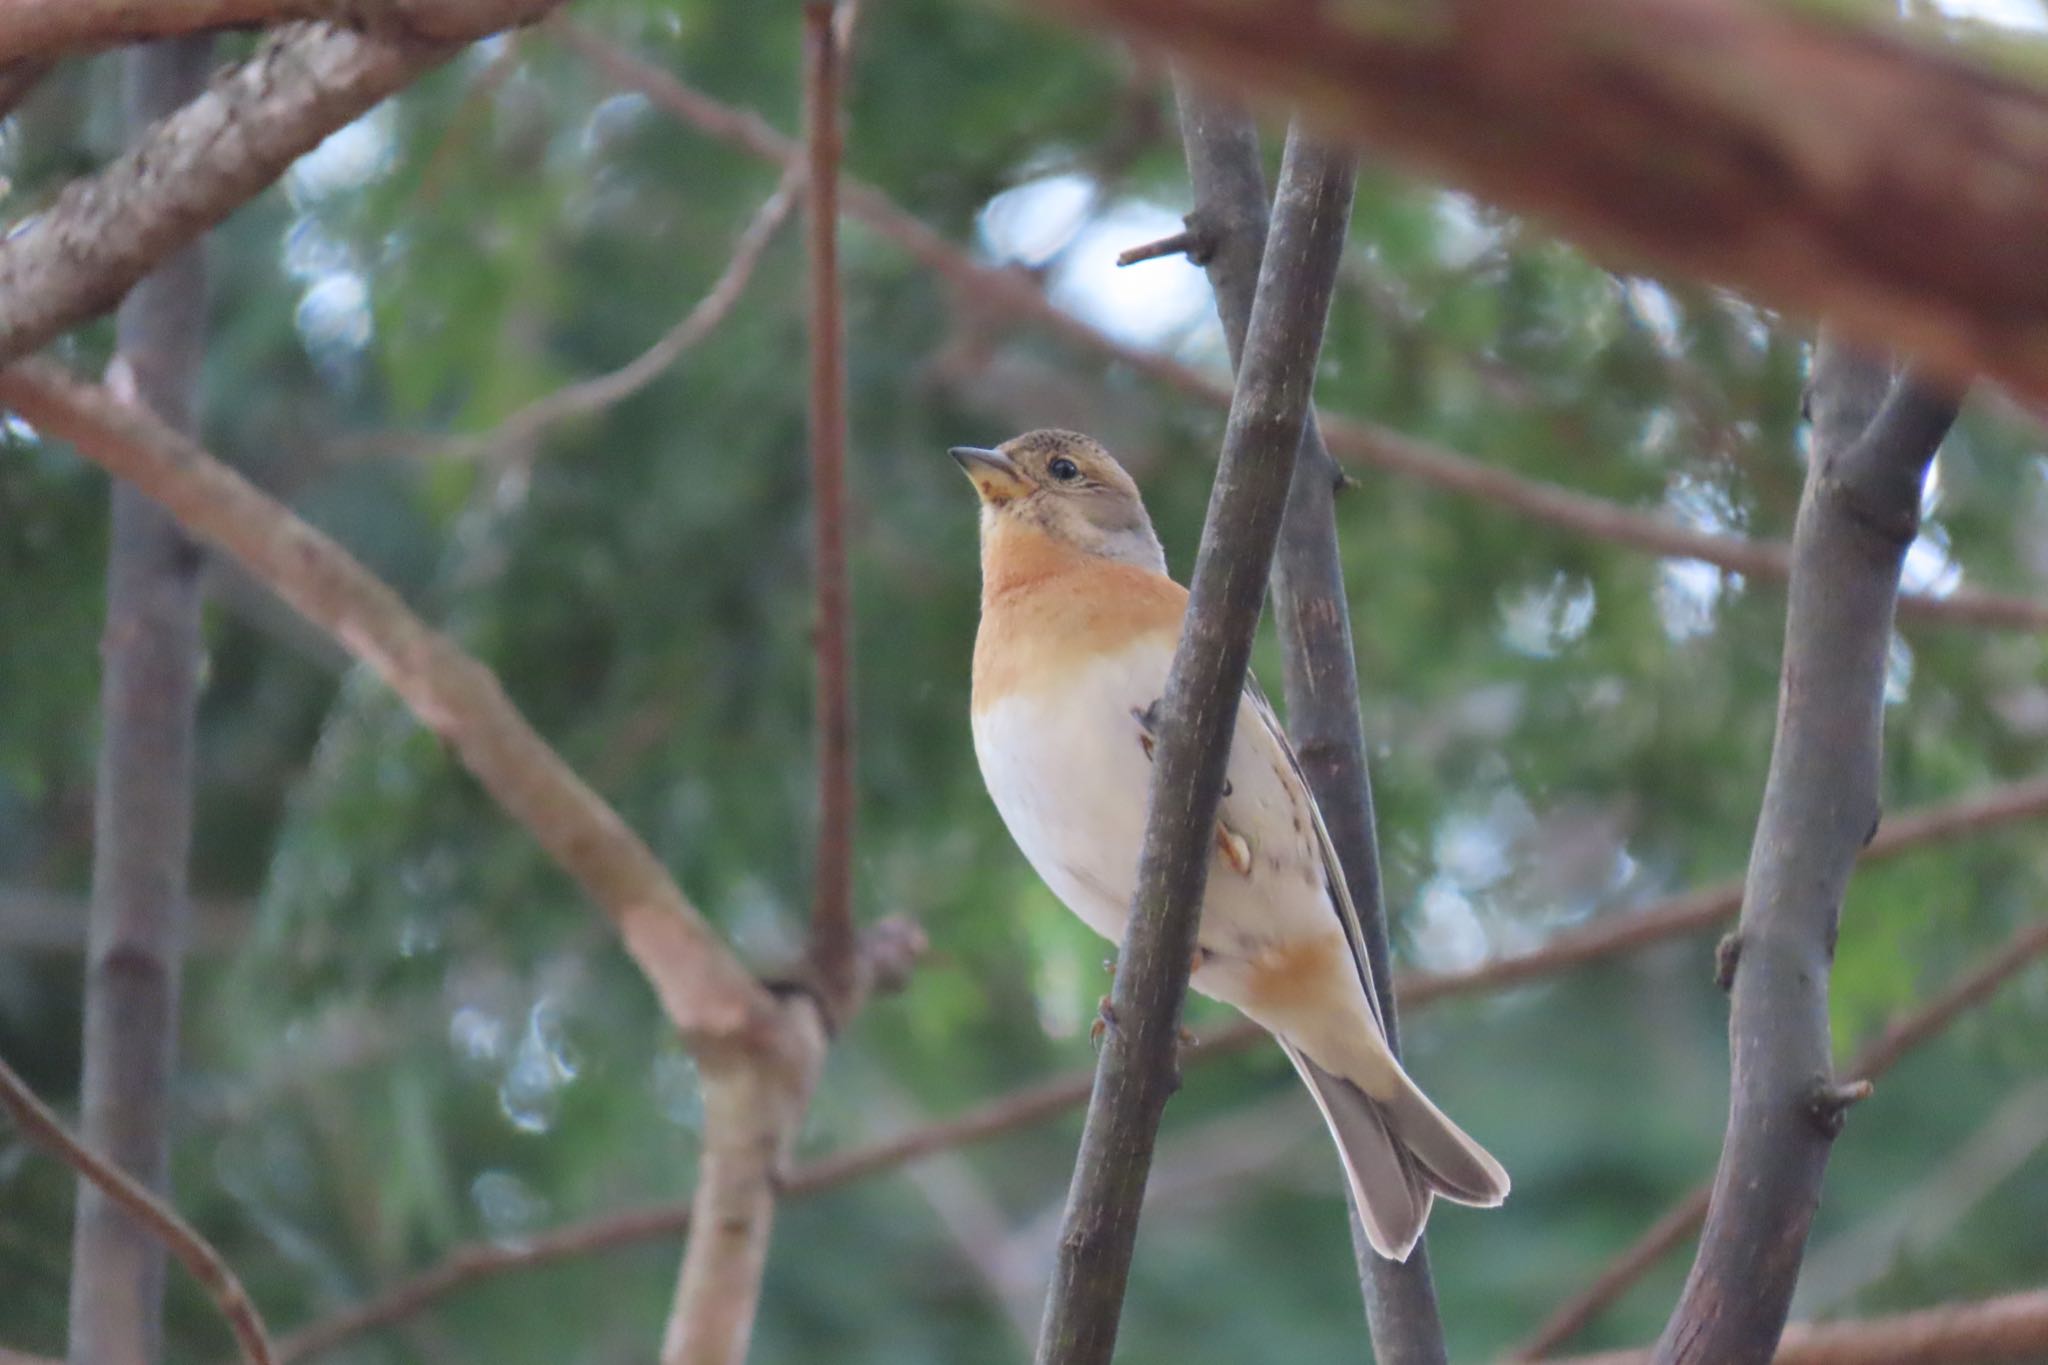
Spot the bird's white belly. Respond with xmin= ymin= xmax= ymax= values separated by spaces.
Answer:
xmin=972 ymin=647 xmax=1166 ymax=943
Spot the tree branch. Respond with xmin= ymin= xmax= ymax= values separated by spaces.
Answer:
xmin=1562 ymin=1289 xmax=2048 ymax=1365
xmin=68 ymin=40 xmax=213 ymax=1365
xmin=438 ymin=165 xmax=802 ymax=464
xmin=1654 ymin=343 xmax=1962 ymax=1364
xmin=555 ymin=29 xmax=2048 ymax=637
xmin=264 ymin=768 xmax=2048 ymax=1360
xmin=0 ymin=3 xmax=569 ymax=369
xmin=1173 ymin=81 xmax=1448 ymax=1362
xmin=1515 ymin=911 xmax=2048 ymax=1359
xmin=1034 ymin=0 xmax=2048 ymax=407
xmin=802 ymin=0 xmax=859 ymax=1024
xmin=0 ymin=0 xmax=559 ymax=66
xmin=0 ymin=1054 xmax=275 ymax=1365
xmin=1035 ymin=122 xmax=1352 ymax=1365
xmin=0 ymin=358 xmax=779 ymax=1051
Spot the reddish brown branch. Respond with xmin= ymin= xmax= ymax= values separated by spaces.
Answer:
xmin=0 ymin=359 xmax=777 ymax=1051
xmin=1515 ymin=912 xmax=2048 ymax=1359
xmin=803 ymin=0 xmax=859 ymax=1022
xmin=1037 ymin=0 xmax=2048 ymax=408
xmin=0 ymin=1055 xmax=275 ymax=1365
xmin=1562 ymin=1289 xmax=2048 ymax=1365
xmin=554 ymin=26 xmax=2048 ymax=636
xmin=271 ymin=774 xmax=2048 ymax=1359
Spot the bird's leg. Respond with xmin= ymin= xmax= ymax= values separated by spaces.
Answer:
xmin=1090 ymin=995 xmax=1118 ymax=1047
xmin=1131 ymin=701 xmax=1160 ymax=762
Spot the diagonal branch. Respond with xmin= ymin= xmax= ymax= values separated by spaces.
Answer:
xmin=442 ymin=165 xmax=803 ymax=464
xmin=1035 ymin=123 xmax=1353 ymax=1365
xmin=0 ymin=1055 xmax=275 ymax=1365
xmin=1514 ymin=911 xmax=2048 ymax=1359
xmin=268 ymin=771 xmax=2048 ymax=1361
xmin=1034 ymin=0 xmax=2048 ymax=408
xmin=1172 ymin=81 xmax=1447 ymax=1362
xmin=554 ymin=29 xmax=2048 ymax=637
xmin=1654 ymin=343 xmax=1962 ymax=1364
xmin=0 ymin=358 xmax=778 ymax=1051
xmin=0 ymin=0 xmax=558 ymax=66
xmin=0 ymin=3 xmax=571 ymax=369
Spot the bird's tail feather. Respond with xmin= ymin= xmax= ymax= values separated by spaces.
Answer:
xmin=1281 ymin=1043 xmax=1508 ymax=1262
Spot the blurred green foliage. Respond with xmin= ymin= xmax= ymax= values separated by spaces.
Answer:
xmin=4 ymin=3 xmax=2048 ymax=1362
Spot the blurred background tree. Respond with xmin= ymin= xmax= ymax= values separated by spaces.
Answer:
xmin=3 ymin=1 xmax=2048 ymax=1361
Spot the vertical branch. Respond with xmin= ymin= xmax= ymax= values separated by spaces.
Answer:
xmin=803 ymin=0 xmax=858 ymax=1021
xmin=1171 ymin=84 xmax=1447 ymax=1362
xmin=1033 ymin=125 xmax=1354 ymax=1365
xmin=1652 ymin=339 xmax=1960 ymax=1365
xmin=68 ymin=37 xmax=212 ymax=1365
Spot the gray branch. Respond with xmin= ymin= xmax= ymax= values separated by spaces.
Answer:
xmin=67 ymin=40 xmax=212 ymax=1365
xmin=1652 ymin=338 xmax=1962 ymax=1365
xmin=1033 ymin=125 xmax=1354 ymax=1365
xmin=1173 ymin=83 xmax=1447 ymax=1363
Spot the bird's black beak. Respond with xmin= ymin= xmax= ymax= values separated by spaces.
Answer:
xmin=950 ymin=445 xmax=1028 ymax=504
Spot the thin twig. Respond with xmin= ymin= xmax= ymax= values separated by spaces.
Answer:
xmin=1655 ymin=345 xmax=1961 ymax=1364
xmin=1560 ymin=1288 xmax=2048 ymax=1365
xmin=1514 ymin=912 xmax=2048 ymax=1359
xmin=802 ymin=0 xmax=859 ymax=1023
xmin=0 ymin=359 xmax=778 ymax=1050
xmin=1035 ymin=122 xmax=1353 ymax=1365
xmin=552 ymin=30 xmax=2048 ymax=637
xmin=0 ymin=1055 xmax=276 ymax=1365
xmin=444 ymin=165 xmax=804 ymax=464
xmin=268 ymin=773 xmax=2048 ymax=1360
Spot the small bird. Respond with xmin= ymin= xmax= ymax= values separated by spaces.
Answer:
xmin=953 ymin=428 xmax=1507 ymax=1260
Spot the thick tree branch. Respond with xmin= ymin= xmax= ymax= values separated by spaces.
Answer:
xmin=1174 ymin=82 xmax=1447 ymax=1362
xmin=557 ymin=31 xmax=2048 ymax=637
xmin=1564 ymin=1289 xmax=2048 ymax=1365
xmin=802 ymin=0 xmax=859 ymax=1024
xmin=1035 ymin=123 xmax=1351 ymax=1365
xmin=0 ymin=2 xmax=570 ymax=369
xmin=0 ymin=1055 xmax=275 ymax=1365
xmin=0 ymin=358 xmax=779 ymax=1052
xmin=1516 ymin=911 xmax=2048 ymax=1359
xmin=68 ymin=41 xmax=213 ymax=1365
xmin=1035 ymin=0 xmax=2048 ymax=407
xmin=1655 ymin=344 xmax=1962 ymax=1365
xmin=0 ymin=0 xmax=562 ymax=65
xmin=267 ymin=769 xmax=2048 ymax=1359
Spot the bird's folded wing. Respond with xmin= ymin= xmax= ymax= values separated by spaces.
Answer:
xmin=1237 ymin=676 xmax=1389 ymax=1036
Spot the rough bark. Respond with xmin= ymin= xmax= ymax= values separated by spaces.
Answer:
xmin=1033 ymin=124 xmax=1352 ymax=1365
xmin=67 ymin=40 xmax=211 ymax=1365
xmin=1653 ymin=342 xmax=1961 ymax=1364
xmin=560 ymin=32 xmax=2048 ymax=637
xmin=1173 ymin=83 xmax=1447 ymax=1364
xmin=0 ymin=1 xmax=568 ymax=370
xmin=1036 ymin=0 xmax=2048 ymax=406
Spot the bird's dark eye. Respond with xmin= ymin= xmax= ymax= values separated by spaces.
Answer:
xmin=1048 ymin=457 xmax=1080 ymax=482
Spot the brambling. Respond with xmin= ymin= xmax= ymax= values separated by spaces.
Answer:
xmin=953 ymin=429 xmax=1507 ymax=1261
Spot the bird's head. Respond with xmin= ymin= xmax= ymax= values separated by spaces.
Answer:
xmin=950 ymin=429 xmax=1164 ymax=572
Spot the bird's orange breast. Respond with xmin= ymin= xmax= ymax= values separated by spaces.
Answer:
xmin=971 ymin=521 xmax=1186 ymax=713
